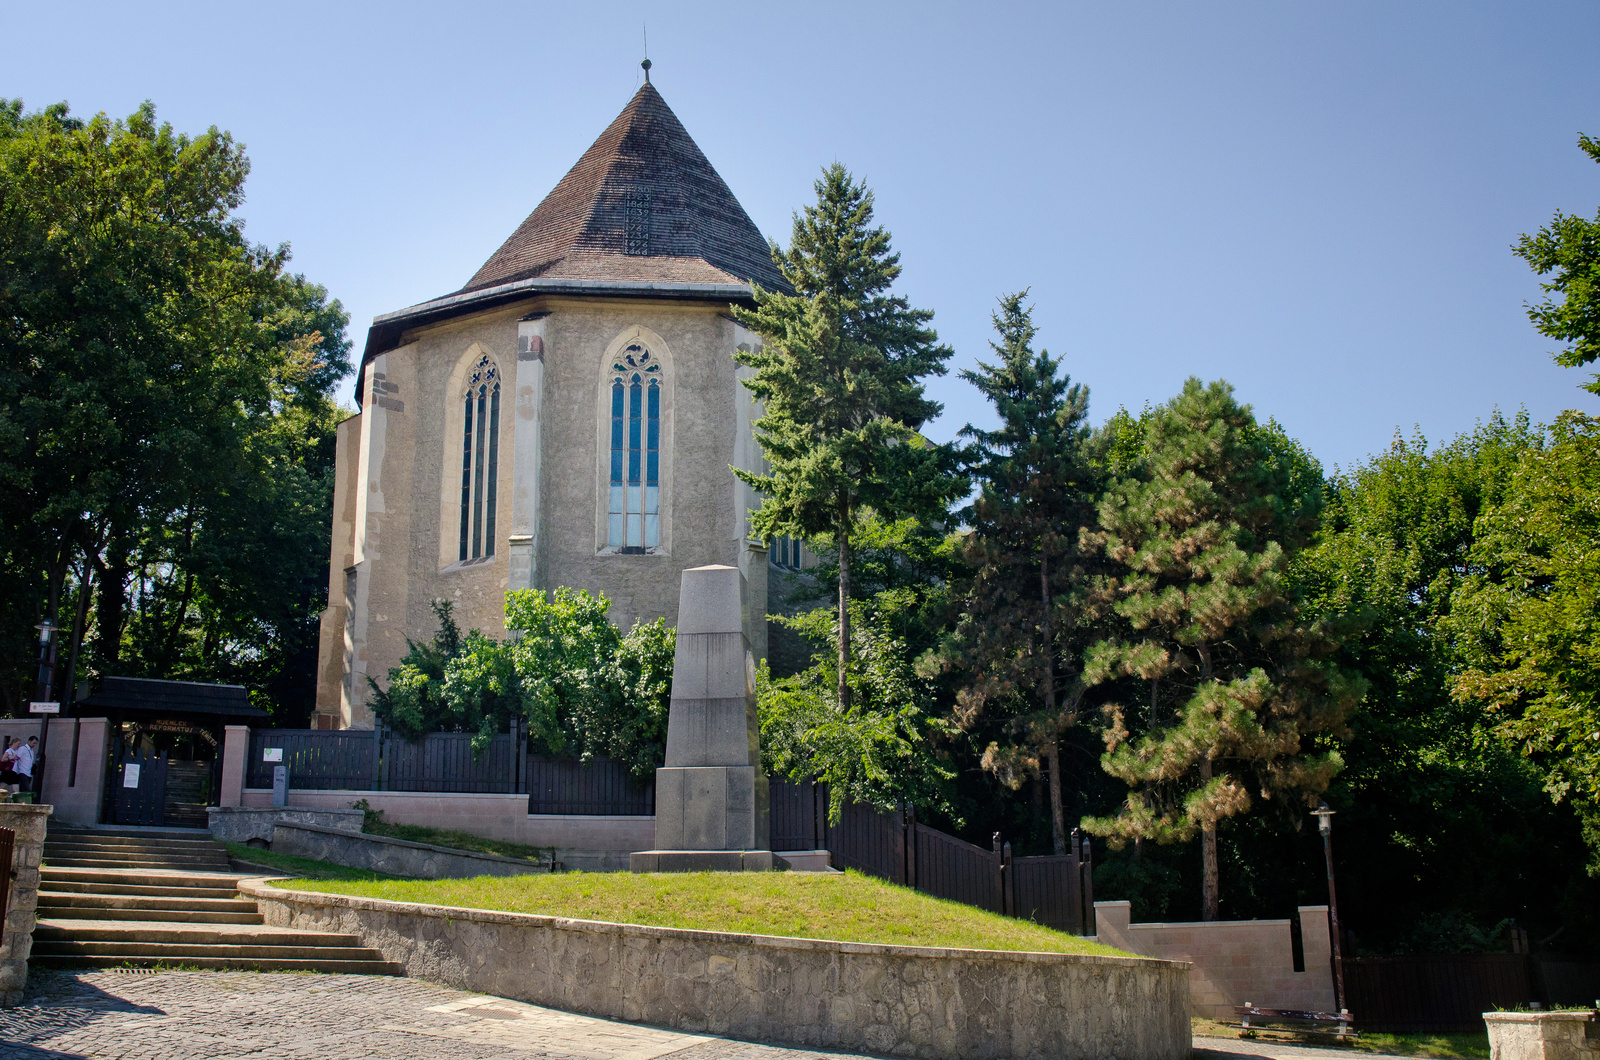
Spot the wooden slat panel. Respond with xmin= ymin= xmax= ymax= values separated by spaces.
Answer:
xmin=1344 ymin=955 xmax=1537 ymax=1032
xmin=525 ymin=756 xmax=653 ymax=815
xmin=1010 ymin=854 xmax=1082 ymax=933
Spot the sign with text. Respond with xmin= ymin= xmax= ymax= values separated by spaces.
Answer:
xmin=123 ymin=763 xmax=141 ymax=788
xmin=262 ymin=748 xmax=283 ymax=763
xmin=29 ymin=701 xmax=59 ymax=714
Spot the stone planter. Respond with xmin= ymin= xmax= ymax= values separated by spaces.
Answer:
xmin=1 ymin=803 xmax=51 ymax=1007
xmin=1485 ymin=1011 xmax=1599 ymax=1060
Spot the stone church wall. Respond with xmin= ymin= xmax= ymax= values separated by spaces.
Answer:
xmin=317 ymin=295 xmax=770 ymax=729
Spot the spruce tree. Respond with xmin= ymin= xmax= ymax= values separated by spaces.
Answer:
xmin=947 ymin=292 xmax=1098 ymax=854
xmin=733 ymin=165 xmax=962 ymax=711
xmin=1082 ymin=378 xmax=1364 ymax=919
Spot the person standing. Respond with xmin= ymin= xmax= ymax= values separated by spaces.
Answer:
xmin=15 ymin=735 xmax=36 ymax=795
xmin=0 ymin=738 xmax=22 ymax=796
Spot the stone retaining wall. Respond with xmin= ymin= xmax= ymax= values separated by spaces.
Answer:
xmin=208 ymin=806 xmax=365 ymax=845
xmin=242 ymin=879 xmax=1191 ymax=1060
xmin=0 ymin=803 xmax=50 ymax=1007
xmin=272 ymin=823 xmax=555 ymax=879
xmin=1485 ymin=1011 xmax=1599 ymax=1060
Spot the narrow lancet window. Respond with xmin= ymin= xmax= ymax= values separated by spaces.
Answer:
xmin=459 ymin=354 xmax=500 ymax=562
xmin=608 ymin=343 xmax=661 ymax=551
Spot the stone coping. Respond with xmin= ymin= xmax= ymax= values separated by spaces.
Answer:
xmin=1485 ymin=1012 xmax=1599 ymax=1022
xmin=239 ymin=877 xmax=1166 ymax=968
xmin=273 ymin=822 xmax=549 ymax=867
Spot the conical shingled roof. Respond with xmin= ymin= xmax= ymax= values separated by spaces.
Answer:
xmin=462 ymin=83 xmax=784 ymax=293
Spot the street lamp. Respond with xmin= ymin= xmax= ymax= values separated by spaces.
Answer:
xmin=31 ymin=616 xmax=58 ymax=802
xmin=1311 ymin=801 xmax=1346 ymax=1014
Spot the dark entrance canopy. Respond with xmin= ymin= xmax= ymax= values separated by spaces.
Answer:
xmin=82 ymin=677 xmax=269 ymax=723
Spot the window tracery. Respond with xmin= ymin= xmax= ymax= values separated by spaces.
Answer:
xmin=608 ymin=343 xmax=661 ymax=551
xmin=459 ymin=354 xmax=500 ymax=561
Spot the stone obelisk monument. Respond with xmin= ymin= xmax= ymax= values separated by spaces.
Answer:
xmin=631 ymin=565 xmax=772 ymax=872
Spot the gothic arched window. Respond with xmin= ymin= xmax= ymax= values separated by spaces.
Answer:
xmin=608 ymin=343 xmax=661 ymax=551
xmin=459 ymin=354 xmax=500 ymax=562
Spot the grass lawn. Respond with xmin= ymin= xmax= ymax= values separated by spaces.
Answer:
xmin=224 ymin=842 xmax=405 ymax=882
xmin=1193 ymin=1017 xmax=1490 ymax=1059
xmin=273 ymin=869 xmax=1127 ymax=955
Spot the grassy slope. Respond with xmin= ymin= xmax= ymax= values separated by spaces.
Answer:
xmin=274 ymin=870 xmax=1127 ymax=955
xmin=361 ymin=819 xmax=550 ymax=862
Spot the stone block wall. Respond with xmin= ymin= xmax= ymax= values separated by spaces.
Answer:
xmin=1485 ymin=1011 xmax=1599 ymax=1060
xmin=271 ymin=822 xmax=555 ymax=879
xmin=244 ymin=879 xmax=1192 ymax=1060
xmin=1095 ymin=900 xmax=1336 ymax=1018
xmin=1 ymin=803 xmax=51 ymax=1007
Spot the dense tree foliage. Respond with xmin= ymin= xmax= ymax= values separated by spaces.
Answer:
xmin=1081 ymin=379 xmax=1365 ymax=920
xmin=733 ymin=164 xmax=964 ymax=714
xmin=0 ymin=98 xmax=349 ymax=718
xmin=941 ymin=292 xmax=1100 ymax=853
xmin=370 ymin=590 xmax=674 ymax=778
xmin=1514 ymin=134 xmax=1600 ymax=395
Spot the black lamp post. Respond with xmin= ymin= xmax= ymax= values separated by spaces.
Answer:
xmin=1311 ymin=801 xmax=1345 ymax=1013
xmin=31 ymin=616 xmax=58 ymax=801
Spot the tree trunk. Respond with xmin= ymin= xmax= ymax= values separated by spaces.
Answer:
xmin=1200 ymin=753 xmax=1219 ymax=920
xmin=837 ymin=505 xmax=852 ymax=713
xmin=1045 ymin=742 xmax=1067 ymax=855
xmin=94 ymin=542 xmax=130 ymax=677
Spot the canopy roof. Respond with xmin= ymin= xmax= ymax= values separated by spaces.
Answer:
xmin=83 ymin=677 xmax=268 ymax=720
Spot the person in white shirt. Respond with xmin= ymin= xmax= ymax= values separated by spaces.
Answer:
xmin=14 ymin=736 xmax=36 ymax=791
xmin=0 ymin=738 xmax=22 ymax=795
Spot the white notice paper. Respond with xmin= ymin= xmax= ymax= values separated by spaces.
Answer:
xmin=123 ymin=763 xmax=141 ymax=788
xmin=263 ymin=748 xmax=283 ymax=763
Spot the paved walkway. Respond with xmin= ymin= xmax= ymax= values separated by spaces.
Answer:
xmin=0 ymin=970 xmax=862 ymax=1060
xmin=1196 ymin=1034 xmax=1410 ymax=1060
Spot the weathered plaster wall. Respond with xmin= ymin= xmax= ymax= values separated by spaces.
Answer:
xmin=0 ymin=803 xmax=50 ymax=1006
xmin=327 ymin=295 xmax=770 ymax=730
xmin=314 ymin=413 xmax=362 ymax=725
xmin=1094 ymin=900 xmax=1336 ymax=1018
xmin=0 ymin=718 xmax=108 ymax=827
xmin=244 ymin=880 xmax=1192 ymax=1060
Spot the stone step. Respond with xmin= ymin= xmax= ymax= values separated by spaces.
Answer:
xmin=51 ymin=826 xmax=213 ymax=840
xmin=44 ymin=843 xmax=226 ymax=860
xmin=34 ymin=904 xmax=263 ymax=925
xmin=36 ymin=892 xmax=259 ymax=914
xmin=38 ymin=879 xmax=241 ymax=899
xmin=40 ymin=868 xmax=246 ymax=888
xmin=43 ymin=839 xmax=222 ymax=858
xmin=34 ymin=921 xmax=365 ymax=948
xmin=29 ymin=952 xmax=405 ymax=974
xmin=29 ymin=939 xmax=389 ymax=962
xmin=43 ymin=856 xmax=233 ymax=871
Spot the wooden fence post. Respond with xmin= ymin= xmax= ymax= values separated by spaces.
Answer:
xmin=991 ymin=832 xmax=1005 ymax=914
xmin=1001 ymin=840 xmax=1015 ymax=917
xmin=1079 ymin=831 xmax=1095 ymax=935
xmin=904 ymin=802 xmax=917 ymax=890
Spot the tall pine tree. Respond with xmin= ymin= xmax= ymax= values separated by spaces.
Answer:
xmin=1082 ymin=378 xmax=1364 ymax=919
xmin=946 ymin=292 xmax=1099 ymax=854
xmin=733 ymin=165 xmax=962 ymax=711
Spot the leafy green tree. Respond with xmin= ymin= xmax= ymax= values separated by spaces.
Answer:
xmin=733 ymin=164 xmax=964 ymax=713
xmin=1293 ymin=412 xmax=1600 ymax=950
xmin=943 ymin=291 xmax=1100 ymax=854
xmin=759 ymin=593 xmax=956 ymax=821
xmin=0 ymin=98 xmax=350 ymax=716
xmin=1082 ymin=378 xmax=1364 ymax=920
xmin=1450 ymin=411 xmax=1600 ymax=871
xmin=1514 ymin=134 xmax=1600 ymax=394
xmin=372 ymin=590 xmax=674 ymax=777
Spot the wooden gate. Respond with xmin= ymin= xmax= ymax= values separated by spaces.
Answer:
xmin=113 ymin=749 xmax=168 ymax=826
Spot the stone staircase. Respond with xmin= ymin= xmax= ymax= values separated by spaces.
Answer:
xmin=31 ymin=828 xmax=403 ymax=974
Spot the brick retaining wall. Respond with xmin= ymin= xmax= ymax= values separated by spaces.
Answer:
xmin=242 ymin=879 xmax=1191 ymax=1060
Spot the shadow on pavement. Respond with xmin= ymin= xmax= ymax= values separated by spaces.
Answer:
xmin=0 ymin=971 xmax=165 ymax=1059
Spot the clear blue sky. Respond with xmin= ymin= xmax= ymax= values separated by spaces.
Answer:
xmin=6 ymin=1 xmax=1597 ymax=470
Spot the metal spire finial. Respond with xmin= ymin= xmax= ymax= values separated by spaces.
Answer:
xmin=641 ymin=25 xmax=651 ymax=84
xmin=641 ymin=57 xmax=651 ymax=84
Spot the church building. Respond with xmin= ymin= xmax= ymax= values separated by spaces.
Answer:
xmin=313 ymin=75 xmax=788 ymax=730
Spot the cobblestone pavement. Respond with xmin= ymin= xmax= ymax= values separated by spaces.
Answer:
xmin=1195 ymin=1034 xmax=1410 ymax=1060
xmin=0 ymin=970 xmax=874 ymax=1060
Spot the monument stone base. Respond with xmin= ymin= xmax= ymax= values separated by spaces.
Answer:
xmin=630 ymin=849 xmax=775 ymax=873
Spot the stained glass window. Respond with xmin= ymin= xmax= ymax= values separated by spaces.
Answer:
xmin=608 ymin=344 xmax=660 ymax=551
xmin=460 ymin=354 xmax=500 ymax=562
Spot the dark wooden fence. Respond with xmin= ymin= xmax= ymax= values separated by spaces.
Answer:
xmin=1344 ymin=954 xmax=1600 ymax=1032
xmin=245 ymin=728 xmax=652 ymax=813
xmin=527 ymin=757 xmax=653 ymax=815
xmin=768 ymin=778 xmax=1097 ymax=935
